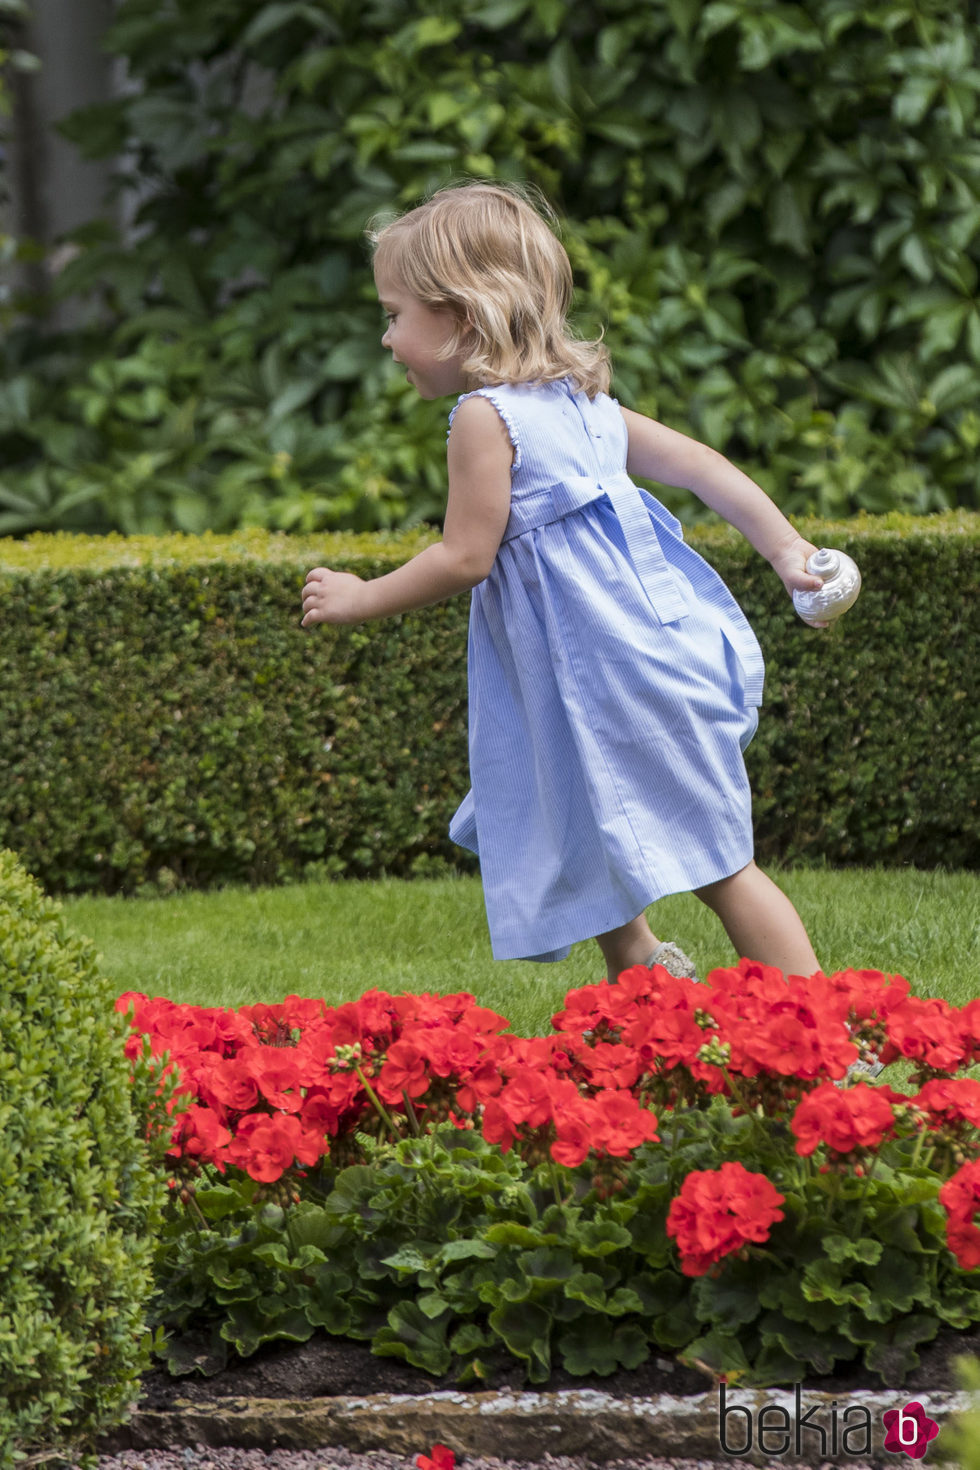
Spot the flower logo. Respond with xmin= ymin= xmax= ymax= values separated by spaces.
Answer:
xmin=882 ymin=1400 xmax=940 ymax=1459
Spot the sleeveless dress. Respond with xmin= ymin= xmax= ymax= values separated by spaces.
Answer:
xmin=446 ymin=378 xmax=764 ymax=964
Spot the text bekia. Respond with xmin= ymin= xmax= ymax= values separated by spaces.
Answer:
xmin=718 ymin=1384 xmax=873 ymax=1458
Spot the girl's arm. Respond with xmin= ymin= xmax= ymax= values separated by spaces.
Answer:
xmin=302 ymin=396 xmax=513 ymax=626
xmin=621 ymin=406 xmax=823 ymax=600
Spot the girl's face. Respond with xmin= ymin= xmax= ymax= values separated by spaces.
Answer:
xmin=375 ymin=265 xmax=469 ymax=399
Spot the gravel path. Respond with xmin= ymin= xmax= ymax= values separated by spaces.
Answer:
xmin=79 ymin=1448 xmax=878 ymax=1470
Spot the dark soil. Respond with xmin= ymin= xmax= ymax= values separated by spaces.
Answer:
xmin=138 ymin=1323 xmax=980 ymax=1411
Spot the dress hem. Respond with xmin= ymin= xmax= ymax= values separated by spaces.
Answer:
xmin=483 ymin=846 xmax=756 ymax=964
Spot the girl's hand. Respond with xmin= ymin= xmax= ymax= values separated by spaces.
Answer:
xmin=769 ymin=536 xmax=829 ymax=626
xmin=301 ymin=568 xmax=369 ymax=627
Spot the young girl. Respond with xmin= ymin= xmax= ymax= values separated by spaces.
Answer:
xmin=301 ymin=181 xmax=826 ymax=984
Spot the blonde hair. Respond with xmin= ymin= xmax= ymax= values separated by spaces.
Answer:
xmin=368 ymin=181 xmax=611 ymax=398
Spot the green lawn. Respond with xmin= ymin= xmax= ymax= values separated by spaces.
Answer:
xmin=64 ymin=867 xmax=980 ymax=1037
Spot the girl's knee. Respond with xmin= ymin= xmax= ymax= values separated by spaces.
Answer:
xmin=693 ymin=861 xmax=757 ymax=906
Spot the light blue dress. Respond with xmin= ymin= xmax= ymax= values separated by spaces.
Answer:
xmin=447 ymin=378 xmax=764 ymax=964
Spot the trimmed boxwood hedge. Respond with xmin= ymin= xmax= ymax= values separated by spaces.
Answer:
xmin=0 ymin=849 xmax=166 ymax=1464
xmin=0 ymin=512 xmax=976 ymax=895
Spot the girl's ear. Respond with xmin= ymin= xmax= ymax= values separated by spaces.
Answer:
xmin=455 ymin=307 xmax=480 ymax=353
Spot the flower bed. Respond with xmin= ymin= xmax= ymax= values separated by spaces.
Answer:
xmin=121 ymin=960 xmax=980 ymax=1388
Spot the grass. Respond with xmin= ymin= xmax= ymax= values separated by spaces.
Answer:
xmin=63 ymin=867 xmax=980 ymax=1037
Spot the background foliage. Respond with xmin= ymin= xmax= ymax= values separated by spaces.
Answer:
xmin=4 ymin=0 xmax=980 ymax=537
xmin=1 ymin=514 xmax=976 ymax=896
xmin=0 ymin=849 xmax=168 ymax=1466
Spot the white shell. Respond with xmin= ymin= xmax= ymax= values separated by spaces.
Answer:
xmin=792 ymin=548 xmax=862 ymax=626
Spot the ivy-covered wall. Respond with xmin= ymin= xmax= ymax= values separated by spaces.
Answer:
xmin=1 ymin=514 xmax=976 ymax=895
xmin=3 ymin=0 xmax=980 ymax=537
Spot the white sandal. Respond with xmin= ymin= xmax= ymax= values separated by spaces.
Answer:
xmin=607 ymin=939 xmax=699 ymax=984
xmin=646 ymin=940 xmax=699 ymax=980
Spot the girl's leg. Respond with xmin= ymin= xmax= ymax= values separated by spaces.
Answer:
xmin=595 ymin=913 xmax=660 ymax=982
xmin=693 ymin=860 xmax=820 ymax=977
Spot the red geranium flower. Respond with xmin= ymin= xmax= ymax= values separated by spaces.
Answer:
xmin=622 ymin=1006 xmax=705 ymax=1072
xmin=590 ymin=1089 xmax=660 ymax=1158
xmin=667 ymin=1162 xmax=785 ymax=1276
xmin=880 ymin=996 xmax=965 ymax=1073
xmin=550 ymin=1097 xmax=595 ymax=1168
xmin=480 ymin=1096 xmax=516 ymax=1153
xmin=496 ymin=1067 xmax=554 ymax=1129
xmin=914 ymin=1078 xmax=980 ymax=1130
xmin=790 ymin=1081 xmax=900 ymax=1157
xmin=194 ymin=1052 xmax=260 ymax=1116
xmin=225 ymin=1112 xmax=325 ymax=1183
xmin=376 ymin=1039 xmax=430 ymax=1103
xmin=167 ymin=1103 xmax=233 ymax=1169
xmin=939 ymin=1159 xmax=980 ymax=1269
xmin=416 ymin=1445 xmax=455 ymax=1470
xmin=239 ymin=1044 xmax=306 ymax=1113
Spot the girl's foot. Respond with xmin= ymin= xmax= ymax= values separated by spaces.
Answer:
xmin=646 ymin=940 xmax=698 ymax=980
xmin=605 ymin=939 xmax=699 ymax=983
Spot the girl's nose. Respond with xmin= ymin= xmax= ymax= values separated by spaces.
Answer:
xmin=381 ymin=325 xmax=392 ymax=348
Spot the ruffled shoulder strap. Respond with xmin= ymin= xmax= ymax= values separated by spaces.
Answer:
xmin=447 ymin=386 xmax=522 ymax=471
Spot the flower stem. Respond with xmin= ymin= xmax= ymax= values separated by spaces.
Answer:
xmin=354 ymin=1063 xmax=400 ymax=1139
xmin=402 ymin=1089 xmax=422 ymax=1137
xmin=721 ymin=1068 xmax=771 ymax=1144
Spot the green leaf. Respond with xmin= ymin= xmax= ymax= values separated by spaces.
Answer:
xmin=929 ymin=363 xmax=980 ymax=415
xmin=470 ymin=0 xmax=528 ymax=28
xmin=417 ymin=1291 xmax=451 ymax=1320
xmin=520 ymin=1246 xmax=577 ymax=1285
xmin=252 ymin=1240 xmax=291 ymax=1268
xmin=269 ymin=379 xmax=322 ymax=424
xmin=893 ymin=76 xmax=940 ymax=128
xmin=257 ymin=1203 xmax=285 ymax=1231
xmin=559 ymin=1320 xmax=649 ymax=1376
xmin=768 ymin=181 xmax=810 ymax=256
xmin=408 ymin=16 xmax=462 ymax=49
xmin=715 ymin=90 xmax=762 ymax=157
xmin=439 ymin=1238 xmax=497 ymax=1263
xmin=220 ymin=1301 xmax=312 ymax=1357
xmin=242 ymin=4 xmax=331 ymax=47
xmin=606 ymin=1286 xmax=645 ymax=1316
xmin=426 ymin=92 xmax=465 ymax=129
xmin=287 ymin=1203 xmax=347 ymax=1252
xmin=858 ymin=1314 xmax=939 ymax=1388
xmin=324 ymin=1166 xmax=380 ymax=1215
xmin=380 ymin=1246 xmax=429 ymax=1273
xmin=374 ymin=1301 xmax=452 ymax=1376
xmin=547 ymin=38 xmax=575 ymax=106
xmin=693 ymin=1266 xmax=767 ymax=1328
xmin=822 ymin=1236 xmax=883 ymax=1266
xmin=449 ymin=1322 xmax=493 ymax=1355
xmin=565 ymin=1271 xmax=608 ymax=1310
xmin=320 ymin=339 xmax=383 ymax=382
xmin=759 ymin=1310 xmax=856 ymax=1376
xmin=488 ymin=1301 xmax=552 ymax=1379
xmin=652 ymin=1299 xmax=699 ymax=1349
xmin=575 ymin=1219 xmax=634 ymax=1256
xmin=900 ymin=234 xmax=934 ymax=283
xmin=306 ymin=1273 xmax=353 ymax=1335
xmin=681 ymin=1328 xmax=751 ymax=1380
xmin=484 ymin=1222 xmax=558 ymax=1248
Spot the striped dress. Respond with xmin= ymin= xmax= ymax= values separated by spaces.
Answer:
xmin=447 ymin=378 xmax=764 ymax=964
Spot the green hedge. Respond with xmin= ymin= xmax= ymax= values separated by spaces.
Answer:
xmin=0 ymin=849 xmax=166 ymax=1464
xmin=0 ymin=513 xmax=976 ymax=895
